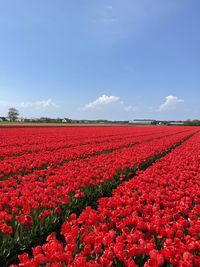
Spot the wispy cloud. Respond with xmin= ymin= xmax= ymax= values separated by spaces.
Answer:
xmin=106 ymin=5 xmax=113 ymax=10
xmin=159 ymin=95 xmax=184 ymax=111
xmin=81 ymin=94 xmax=136 ymax=113
xmin=19 ymin=99 xmax=58 ymax=109
xmin=102 ymin=18 xmax=118 ymax=24
xmin=0 ymin=99 xmax=58 ymax=111
xmin=124 ymin=105 xmax=137 ymax=112
xmin=91 ymin=0 xmax=179 ymax=44
xmin=82 ymin=95 xmax=120 ymax=110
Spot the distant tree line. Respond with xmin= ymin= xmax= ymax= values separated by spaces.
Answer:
xmin=24 ymin=117 xmax=63 ymax=123
xmin=1 ymin=107 xmax=200 ymax=125
xmin=184 ymin=120 xmax=200 ymax=126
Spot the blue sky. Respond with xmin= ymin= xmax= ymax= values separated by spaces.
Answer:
xmin=0 ymin=0 xmax=199 ymax=120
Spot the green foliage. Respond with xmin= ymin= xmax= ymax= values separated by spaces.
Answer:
xmin=184 ymin=119 xmax=200 ymax=126
xmin=7 ymin=107 xmax=19 ymax=122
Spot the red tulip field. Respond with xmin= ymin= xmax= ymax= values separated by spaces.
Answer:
xmin=0 ymin=126 xmax=199 ymax=266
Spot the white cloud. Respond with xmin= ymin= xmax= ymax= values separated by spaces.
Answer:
xmin=83 ymin=94 xmax=120 ymax=110
xmin=120 ymin=101 xmax=137 ymax=112
xmin=19 ymin=99 xmax=58 ymax=109
xmin=159 ymin=95 xmax=184 ymax=111
xmin=82 ymin=94 xmax=137 ymax=114
xmin=124 ymin=105 xmax=137 ymax=112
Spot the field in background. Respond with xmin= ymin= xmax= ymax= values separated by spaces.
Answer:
xmin=0 ymin=122 xmax=127 ymax=127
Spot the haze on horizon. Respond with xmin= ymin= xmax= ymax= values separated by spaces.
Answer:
xmin=0 ymin=0 xmax=199 ymax=121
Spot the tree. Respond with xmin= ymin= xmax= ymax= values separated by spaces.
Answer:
xmin=8 ymin=107 xmax=19 ymax=122
xmin=184 ymin=119 xmax=200 ymax=126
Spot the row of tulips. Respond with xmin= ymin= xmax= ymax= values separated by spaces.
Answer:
xmin=0 ymin=128 xmax=186 ymax=179
xmin=0 ymin=127 xmax=166 ymax=158
xmin=0 ymin=128 xmax=197 ymax=263
xmin=13 ymin=131 xmax=200 ymax=267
